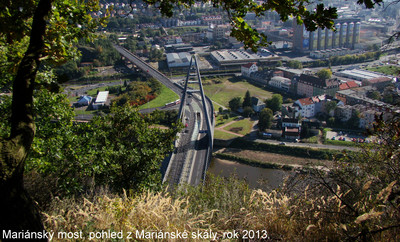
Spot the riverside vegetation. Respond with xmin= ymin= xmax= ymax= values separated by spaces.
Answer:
xmin=1 ymin=0 xmax=399 ymax=239
xmin=28 ymin=113 xmax=400 ymax=241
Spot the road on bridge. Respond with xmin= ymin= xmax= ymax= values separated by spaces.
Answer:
xmin=113 ymin=45 xmax=213 ymax=186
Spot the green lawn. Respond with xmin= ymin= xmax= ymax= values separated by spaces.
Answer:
xmin=214 ymin=129 xmax=241 ymax=140
xmin=302 ymin=135 xmax=319 ymax=144
xmin=202 ymin=76 xmax=273 ymax=107
xmin=139 ymin=85 xmax=179 ymax=110
xmin=215 ymin=114 xmax=240 ymax=127
xmin=86 ymin=86 xmax=110 ymax=96
xmin=366 ymin=65 xmax=400 ymax=76
xmin=223 ymin=118 xmax=254 ymax=136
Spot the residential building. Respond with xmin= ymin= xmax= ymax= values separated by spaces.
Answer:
xmin=213 ymin=24 xmax=230 ymax=40
xmin=241 ymin=63 xmax=258 ymax=77
xmin=335 ymin=105 xmax=354 ymax=122
xmin=339 ymin=80 xmax=360 ymax=90
xmin=251 ymin=97 xmax=266 ymax=113
xmin=281 ymin=118 xmax=301 ymax=128
xmin=77 ymin=96 xmax=92 ymax=106
xmin=269 ymin=76 xmax=291 ymax=92
xmin=297 ymin=74 xmax=340 ymax=97
xmin=201 ymin=15 xmax=223 ymax=25
xmin=281 ymin=118 xmax=301 ymax=140
xmin=283 ymin=127 xmax=300 ymax=140
xmin=294 ymin=95 xmax=325 ymax=118
xmin=336 ymin=87 xmax=392 ymax=109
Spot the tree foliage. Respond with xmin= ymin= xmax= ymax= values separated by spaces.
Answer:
xmin=266 ymin=94 xmax=283 ymax=113
xmin=324 ymin=100 xmax=337 ymax=115
xmin=287 ymin=60 xmax=303 ymax=69
xmin=316 ymin=68 xmax=332 ymax=80
xmin=243 ymin=106 xmax=254 ymax=118
xmin=258 ymin=108 xmax=273 ymax=131
xmin=229 ymin=97 xmax=242 ymax=111
xmin=26 ymin=101 xmax=179 ymax=195
xmin=286 ymin=113 xmax=400 ymax=240
xmin=242 ymin=90 xmax=252 ymax=108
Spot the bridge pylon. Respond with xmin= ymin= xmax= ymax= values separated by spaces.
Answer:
xmin=177 ymin=55 xmax=213 ymax=148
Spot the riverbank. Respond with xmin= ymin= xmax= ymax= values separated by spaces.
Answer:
xmin=213 ymin=147 xmax=332 ymax=171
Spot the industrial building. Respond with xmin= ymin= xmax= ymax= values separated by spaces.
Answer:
xmin=335 ymin=69 xmax=392 ymax=82
xmin=93 ymin=91 xmax=109 ymax=110
xmin=210 ymin=49 xmax=281 ymax=67
xmin=166 ymin=52 xmax=192 ymax=69
xmin=293 ymin=18 xmax=361 ymax=53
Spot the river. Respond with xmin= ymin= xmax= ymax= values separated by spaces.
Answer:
xmin=208 ymin=158 xmax=292 ymax=191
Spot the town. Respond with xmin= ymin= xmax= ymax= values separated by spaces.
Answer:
xmin=1 ymin=0 xmax=400 ymax=240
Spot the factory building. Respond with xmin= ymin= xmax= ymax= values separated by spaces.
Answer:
xmin=293 ymin=18 xmax=361 ymax=54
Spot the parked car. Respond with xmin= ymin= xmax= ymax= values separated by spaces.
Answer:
xmin=279 ymin=142 xmax=286 ymax=145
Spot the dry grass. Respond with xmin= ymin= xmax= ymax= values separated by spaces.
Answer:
xmin=43 ymin=179 xmax=400 ymax=241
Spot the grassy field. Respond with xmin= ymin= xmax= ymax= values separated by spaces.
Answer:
xmin=302 ymin=135 xmax=319 ymax=144
xmin=366 ymin=65 xmax=400 ymax=76
xmin=202 ymin=76 xmax=273 ymax=107
xmin=86 ymin=86 xmax=110 ymax=96
xmin=74 ymin=109 xmax=98 ymax=115
xmin=139 ymin=85 xmax=179 ymax=110
xmin=215 ymin=114 xmax=240 ymax=127
xmin=223 ymin=118 xmax=254 ymax=136
xmin=214 ymin=129 xmax=241 ymax=140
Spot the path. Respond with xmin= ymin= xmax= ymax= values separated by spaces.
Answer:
xmin=215 ymin=119 xmax=245 ymax=137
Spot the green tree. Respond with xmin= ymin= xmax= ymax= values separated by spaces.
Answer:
xmin=243 ymin=106 xmax=254 ymax=117
xmin=229 ymin=97 xmax=242 ymax=112
xmin=0 ymin=0 xmax=384 ymax=234
xmin=258 ymin=108 xmax=273 ymax=131
xmin=243 ymin=90 xmax=252 ymax=108
xmin=266 ymin=94 xmax=283 ymax=113
xmin=367 ymin=90 xmax=381 ymax=100
xmin=327 ymin=116 xmax=336 ymax=126
xmin=0 ymin=0 xmax=106 ymax=233
xmin=289 ymin=114 xmax=400 ymax=240
xmin=324 ymin=100 xmax=337 ymax=116
xmin=316 ymin=68 xmax=332 ymax=80
xmin=287 ymin=60 xmax=303 ymax=69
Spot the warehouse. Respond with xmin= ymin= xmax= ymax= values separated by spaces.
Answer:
xmin=210 ymin=49 xmax=280 ymax=67
xmin=166 ymin=52 xmax=192 ymax=69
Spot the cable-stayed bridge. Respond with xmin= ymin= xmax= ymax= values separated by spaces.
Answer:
xmin=113 ymin=45 xmax=214 ymax=186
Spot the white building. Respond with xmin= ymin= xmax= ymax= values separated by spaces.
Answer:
xmin=269 ymin=76 xmax=291 ymax=92
xmin=241 ymin=63 xmax=258 ymax=77
xmin=294 ymin=95 xmax=327 ymax=118
xmin=166 ymin=52 xmax=191 ymax=69
xmin=93 ymin=91 xmax=109 ymax=110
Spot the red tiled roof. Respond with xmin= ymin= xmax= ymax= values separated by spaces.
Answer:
xmin=339 ymin=81 xmax=359 ymax=90
xmin=242 ymin=62 xmax=256 ymax=68
xmin=297 ymin=97 xmax=314 ymax=106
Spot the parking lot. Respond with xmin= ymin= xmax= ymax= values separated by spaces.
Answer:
xmin=326 ymin=131 xmax=374 ymax=143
